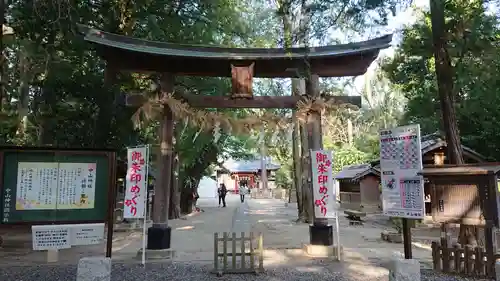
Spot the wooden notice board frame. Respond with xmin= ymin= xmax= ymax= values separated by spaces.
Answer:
xmin=0 ymin=146 xmax=117 ymax=257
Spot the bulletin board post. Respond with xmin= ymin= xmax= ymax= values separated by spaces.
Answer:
xmin=0 ymin=146 xmax=118 ymax=258
xmin=105 ymin=150 xmax=117 ymax=258
xmin=379 ymin=124 xmax=424 ymax=261
xmin=402 ymin=218 xmax=412 ymax=259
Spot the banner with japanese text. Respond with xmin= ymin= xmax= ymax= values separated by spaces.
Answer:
xmin=310 ymin=150 xmax=336 ymax=218
xmin=124 ymin=146 xmax=148 ymax=219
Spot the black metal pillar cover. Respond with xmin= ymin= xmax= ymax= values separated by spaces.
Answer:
xmin=147 ymin=225 xmax=172 ymax=250
xmin=309 ymin=224 xmax=333 ymax=246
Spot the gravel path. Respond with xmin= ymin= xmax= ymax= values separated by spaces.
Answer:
xmin=0 ymin=262 xmax=492 ymax=281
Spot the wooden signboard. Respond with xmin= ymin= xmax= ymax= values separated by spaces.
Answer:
xmin=0 ymin=147 xmax=116 ymax=225
xmin=431 ymin=181 xmax=485 ymax=225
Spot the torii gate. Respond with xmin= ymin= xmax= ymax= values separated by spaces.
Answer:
xmin=78 ymin=24 xmax=392 ymax=252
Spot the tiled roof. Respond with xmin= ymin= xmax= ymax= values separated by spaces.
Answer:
xmin=371 ymin=132 xmax=486 ymax=166
xmin=334 ymin=164 xmax=373 ymax=180
xmin=221 ymin=159 xmax=280 ymax=173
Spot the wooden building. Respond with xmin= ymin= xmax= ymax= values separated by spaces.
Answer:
xmin=334 ymin=164 xmax=381 ymax=213
xmin=216 ymin=159 xmax=280 ymax=194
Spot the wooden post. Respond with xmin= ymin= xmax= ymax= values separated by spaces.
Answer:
xmin=306 ymin=74 xmax=326 ymax=227
xmin=258 ymin=233 xmax=264 ymax=272
xmin=249 ymin=232 xmax=255 ymax=269
xmin=223 ymin=232 xmax=228 ymax=271
xmin=260 ymin=130 xmax=268 ymax=191
xmin=148 ymin=73 xmax=175 ymax=250
xmin=154 ymin=73 xmax=174 ymax=224
xmin=231 ymin=232 xmax=237 ymax=268
xmin=240 ymin=232 xmax=246 ymax=269
xmin=431 ymin=241 xmax=441 ymax=270
xmin=402 ymin=218 xmax=412 ymax=259
xmin=291 ymin=79 xmax=303 ymax=212
xmin=214 ymin=232 xmax=219 ymax=271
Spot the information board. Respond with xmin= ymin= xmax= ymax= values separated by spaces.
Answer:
xmin=32 ymin=225 xmax=71 ymax=250
xmin=15 ymin=162 xmax=97 ymax=211
xmin=380 ymin=124 xmax=425 ymax=219
xmin=71 ymin=223 xmax=105 ymax=246
xmin=31 ymin=223 xmax=105 ymax=250
xmin=1 ymin=149 xmax=112 ymax=224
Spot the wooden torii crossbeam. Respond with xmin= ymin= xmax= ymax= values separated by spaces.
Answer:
xmin=78 ymin=24 xmax=392 ymax=251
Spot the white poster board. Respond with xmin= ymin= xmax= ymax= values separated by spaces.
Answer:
xmin=16 ymin=162 xmax=58 ymax=210
xmin=124 ymin=146 xmax=149 ymax=218
xmin=380 ymin=124 xmax=425 ymax=218
xmin=310 ymin=150 xmax=336 ymax=219
xmin=57 ymin=163 xmax=97 ymax=209
xmin=70 ymin=223 xmax=105 ymax=246
xmin=16 ymin=162 xmax=97 ymax=211
xmin=32 ymin=225 xmax=71 ymax=250
xmin=32 ymin=223 xmax=105 ymax=250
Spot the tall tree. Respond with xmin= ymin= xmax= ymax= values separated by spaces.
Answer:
xmin=430 ymin=0 xmax=464 ymax=165
xmin=385 ymin=0 xmax=499 ymax=245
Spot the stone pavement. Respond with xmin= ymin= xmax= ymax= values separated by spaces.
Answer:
xmin=246 ymin=198 xmax=435 ymax=270
xmin=111 ymin=194 xmax=435 ymax=273
xmin=113 ymin=194 xmax=244 ymax=262
xmin=1 ymin=195 xmax=479 ymax=281
xmin=0 ymin=194 xmax=435 ymax=276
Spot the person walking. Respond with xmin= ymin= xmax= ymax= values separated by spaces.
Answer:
xmin=193 ymin=190 xmax=201 ymax=212
xmin=218 ymin=183 xmax=227 ymax=207
xmin=239 ymin=184 xmax=248 ymax=203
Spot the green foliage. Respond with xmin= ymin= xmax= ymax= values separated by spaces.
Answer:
xmin=329 ymin=145 xmax=369 ymax=172
xmin=1 ymin=0 xmax=267 ymax=189
xmin=383 ymin=0 xmax=500 ymax=160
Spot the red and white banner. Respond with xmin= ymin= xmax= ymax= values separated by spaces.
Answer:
xmin=124 ymin=146 xmax=148 ymax=219
xmin=310 ymin=150 xmax=336 ymax=219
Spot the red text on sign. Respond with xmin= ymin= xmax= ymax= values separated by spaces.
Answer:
xmin=127 ymin=149 xmax=146 ymax=217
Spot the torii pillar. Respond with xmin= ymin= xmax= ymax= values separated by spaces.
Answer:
xmin=147 ymin=73 xmax=175 ymax=251
xmin=305 ymin=74 xmax=333 ymax=246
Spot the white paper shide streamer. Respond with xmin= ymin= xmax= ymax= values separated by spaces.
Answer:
xmin=213 ymin=121 xmax=221 ymax=143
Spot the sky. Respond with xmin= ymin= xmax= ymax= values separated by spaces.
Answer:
xmin=350 ymin=0 xmax=430 ymax=93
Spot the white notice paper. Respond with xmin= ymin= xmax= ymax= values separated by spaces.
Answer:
xmin=379 ymin=124 xmax=425 ymax=219
xmin=32 ymin=225 xmax=71 ymax=250
xmin=70 ymin=223 xmax=105 ymax=246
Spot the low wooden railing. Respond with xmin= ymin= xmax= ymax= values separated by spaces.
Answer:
xmin=213 ymin=232 xmax=264 ymax=275
xmin=431 ymin=241 xmax=498 ymax=278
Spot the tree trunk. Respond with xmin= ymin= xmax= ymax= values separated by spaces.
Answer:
xmin=0 ymin=0 xmax=5 ymax=111
xmin=152 ymin=74 xmax=175 ymax=226
xmin=278 ymin=0 xmax=303 ymax=216
xmin=16 ymin=46 xmax=29 ymax=141
xmin=291 ymin=80 xmax=303 ymax=214
xmin=300 ymin=121 xmax=313 ymax=223
xmin=96 ymin=65 xmax=117 ymax=147
xmin=38 ymin=33 xmax=56 ymax=146
xmin=169 ymin=142 xmax=181 ymax=219
xmin=430 ymin=0 xmax=475 ymax=246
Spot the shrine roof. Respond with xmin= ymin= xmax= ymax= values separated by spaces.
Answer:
xmin=335 ymin=164 xmax=380 ymax=181
xmin=219 ymin=159 xmax=280 ymax=173
xmin=77 ymin=25 xmax=393 ymax=78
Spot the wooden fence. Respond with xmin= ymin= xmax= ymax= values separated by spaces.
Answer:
xmin=431 ymin=241 xmax=498 ymax=278
xmin=213 ymin=232 xmax=264 ymax=275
